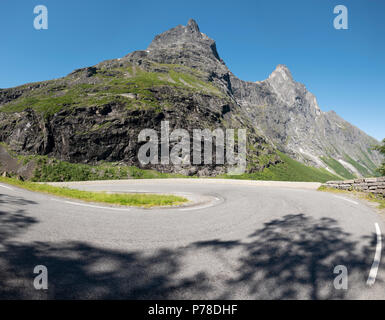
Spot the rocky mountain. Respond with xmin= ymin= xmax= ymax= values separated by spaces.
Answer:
xmin=0 ymin=19 xmax=382 ymax=179
xmin=231 ymin=64 xmax=383 ymax=177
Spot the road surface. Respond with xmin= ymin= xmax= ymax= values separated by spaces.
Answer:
xmin=0 ymin=179 xmax=384 ymax=299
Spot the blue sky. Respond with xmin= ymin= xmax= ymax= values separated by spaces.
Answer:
xmin=1 ymin=0 xmax=384 ymax=140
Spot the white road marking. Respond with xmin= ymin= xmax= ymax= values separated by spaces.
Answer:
xmin=0 ymin=184 xmax=14 ymax=191
xmin=367 ymin=223 xmax=382 ymax=286
xmin=333 ymin=195 xmax=358 ymax=205
xmin=50 ymin=198 xmax=131 ymax=211
xmin=176 ymin=195 xmax=221 ymax=211
xmin=179 ymin=202 xmax=218 ymax=211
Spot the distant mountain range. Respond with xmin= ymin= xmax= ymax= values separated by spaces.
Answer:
xmin=0 ymin=19 xmax=382 ymax=180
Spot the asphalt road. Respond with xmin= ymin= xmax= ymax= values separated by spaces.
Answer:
xmin=0 ymin=179 xmax=384 ymax=299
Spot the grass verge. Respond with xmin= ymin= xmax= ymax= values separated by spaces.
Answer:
xmin=318 ymin=185 xmax=385 ymax=209
xmin=0 ymin=177 xmax=188 ymax=208
xmin=30 ymin=156 xmax=188 ymax=182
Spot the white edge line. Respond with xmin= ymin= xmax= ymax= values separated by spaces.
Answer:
xmin=333 ymin=195 xmax=359 ymax=205
xmin=0 ymin=184 xmax=14 ymax=191
xmin=367 ymin=223 xmax=382 ymax=286
xmin=178 ymin=196 xmax=221 ymax=211
xmin=179 ymin=203 xmax=215 ymax=211
xmin=50 ymin=198 xmax=130 ymax=211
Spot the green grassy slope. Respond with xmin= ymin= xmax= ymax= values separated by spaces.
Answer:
xmin=343 ymin=154 xmax=373 ymax=177
xmin=320 ymin=156 xmax=355 ymax=179
xmin=223 ymin=152 xmax=340 ymax=182
xmin=0 ymin=62 xmax=224 ymax=117
xmin=27 ymin=155 xmax=186 ymax=182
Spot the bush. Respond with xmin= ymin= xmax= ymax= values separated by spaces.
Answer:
xmin=374 ymin=139 xmax=385 ymax=176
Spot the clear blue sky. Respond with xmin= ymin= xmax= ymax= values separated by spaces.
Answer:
xmin=1 ymin=0 xmax=384 ymax=140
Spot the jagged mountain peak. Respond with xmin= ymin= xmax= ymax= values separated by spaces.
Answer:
xmin=147 ymin=19 xmax=204 ymax=50
xmin=268 ymin=64 xmax=293 ymax=82
xmin=262 ymin=64 xmax=305 ymax=107
xmin=146 ymin=19 xmax=220 ymax=61
xmin=186 ymin=18 xmax=200 ymax=33
xmin=262 ymin=63 xmax=322 ymax=114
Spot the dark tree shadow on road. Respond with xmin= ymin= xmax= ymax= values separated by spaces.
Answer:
xmin=0 ymin=193 xmax=38 ymax=243
xmin=0 ymin=192 xmax=211 ymax=299
xmin=194 ymin=214 xmax=380 ymax=299
xmin=0 ymin=195 xmax=381 ymax=299
xmin=0 ymin=193 xmax=37 ymax=206
xmin=0 ymin=242 xmax=211 ymax=299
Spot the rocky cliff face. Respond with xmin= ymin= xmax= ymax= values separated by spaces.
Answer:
xmin=0 ymin=19 xmax=382 ymax=178
xmin=230 ymin=64 xmax=382 ymax=177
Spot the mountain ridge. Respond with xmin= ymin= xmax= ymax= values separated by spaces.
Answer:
xmin=0 ymin=19 xmax=382 ymax=179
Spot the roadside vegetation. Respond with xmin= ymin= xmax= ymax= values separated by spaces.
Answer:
xmin=28 ymin=156 xmax=185 ymax=182
xmin=0 ymin=176 xmax=188 ymax=208
xmin=318 ymin=185 xmax=385 ymax=209
xmin=374 ymin=139 xmax=385 ymax=176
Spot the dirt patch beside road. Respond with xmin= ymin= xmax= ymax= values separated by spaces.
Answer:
xmin=0 ymin=145 xmax=35 ymax=179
